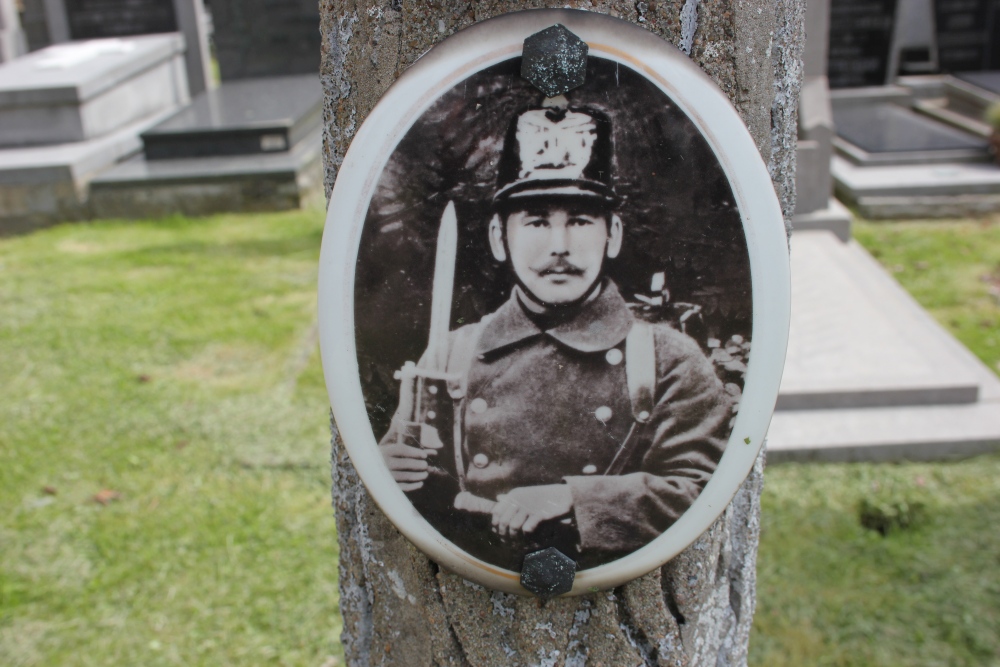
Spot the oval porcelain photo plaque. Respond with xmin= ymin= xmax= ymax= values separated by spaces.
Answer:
xmin=318 ymin=9 xmax=790 ymax=595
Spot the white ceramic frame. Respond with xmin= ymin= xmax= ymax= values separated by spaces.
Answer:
xmin=318 ymin=9 xmax=790 ymax=595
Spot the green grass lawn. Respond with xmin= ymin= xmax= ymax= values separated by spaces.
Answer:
xmin=0 ymin=210 xmax=341 ymax=666
xmin=751 ymin=456 xmax=1000 ymax=666
xmin=2 ymin=211 xmax=998 ymax=666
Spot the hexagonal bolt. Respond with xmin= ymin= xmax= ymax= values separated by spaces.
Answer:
xmin=521 ymin=24 xmax=589 ymax=98
xmin=520 ymin=547 xmax=577 ymax=598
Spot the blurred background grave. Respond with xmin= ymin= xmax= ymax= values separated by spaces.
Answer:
xmin=0 ymin=0 xmax=321 ymax=231
xmin=0 ymin=32 xmax=190 ymax=232
xmin=775 ymin=0 xmax=1000 ymax=462
xmin=85 ymin=0 xmax=321 ymax=219
xmin=827 ymin=0 xmax=1000 ymax=218
xmin=794 ymin=0 xmax=853 ymax=240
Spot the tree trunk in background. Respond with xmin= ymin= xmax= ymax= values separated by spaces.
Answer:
xmin=321 ymin=1 xmax=803 ymax=664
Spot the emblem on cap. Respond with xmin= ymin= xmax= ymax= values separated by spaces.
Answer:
xmin=494 ymin=99 xmax=618 ymax=205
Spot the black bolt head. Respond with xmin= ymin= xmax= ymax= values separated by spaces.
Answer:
xmin=521 ymin=24 xmax=589 ymax=98
xmin=520 ymin=547 xmax=577 ymax=598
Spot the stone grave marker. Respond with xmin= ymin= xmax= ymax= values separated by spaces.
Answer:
xmin=208 ymin=0 xmax=320 ymax=80
xmin=934 ymin=0 xmax=1000 ymax=73
xmin=832 ymin=89 xmax=989 ymax=165
xmin=139 ymin=75 xmax=321 ymax=159
xmin=0 ymin=33 xmax=187 ymax=147
xmin=87 ymin=0 xmax=323 ymax=217
xmin=794 ymin=0 xmax=852 ymax=239
xmin=64 ymin=0 xmax=177 ymax=39
xmin=887 ymin=0 xmax=938 ymax=77
xmin=828 ymin=0 xmax=898 ymax=88
xmin=0 ymin=33 xmax=189 ymax=229
xmin=20 ymin=0 xmax=211 ymax=96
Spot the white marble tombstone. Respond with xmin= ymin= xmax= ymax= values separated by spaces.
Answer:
xmin=28 ymin=0 xmax=212 ymax=95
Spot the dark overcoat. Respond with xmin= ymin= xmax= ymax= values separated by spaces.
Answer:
xmin=384 ymin=281 xmax=732 ymax=570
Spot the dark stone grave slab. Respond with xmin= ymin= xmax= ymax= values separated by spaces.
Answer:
xmin=828 ymin=0 xmax=898 ymax=88
xmin=833 ymin=102 xmax=988 ymax=163
xmin=934 ymin=0 xmax=1000 ymax=72
xmin=89 ymin=125 xmax=323 ymax=218
xmin=955 ymin=71 xmax=1000 ymax=96
xmin=141 ymin=75 xmax=321 ymax=159
xmin=208 ymin=0 xmax=320 ymax=80
xmin=66 ymin=0 xmax=177 ymax=39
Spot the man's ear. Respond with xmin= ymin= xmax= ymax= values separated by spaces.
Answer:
xmin=488 ymin=214 xmax=507 ymax=262
xmin=606 ymin=214 xmax=623 ymax=259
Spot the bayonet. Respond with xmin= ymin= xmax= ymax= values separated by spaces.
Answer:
xmin=393 ymin=201 xmax=467 ymax=493
xmin=423 ymin=200 xmax=458 ymax=372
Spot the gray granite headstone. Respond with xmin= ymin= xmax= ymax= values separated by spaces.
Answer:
xmin=828 ymin=0 xmax=898 ymax=88
xmin=208 ymin=0 xmax=320 ymax=79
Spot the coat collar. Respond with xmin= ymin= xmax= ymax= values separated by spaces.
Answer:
xmin=476 ymin=280 xmax=634 ymax=356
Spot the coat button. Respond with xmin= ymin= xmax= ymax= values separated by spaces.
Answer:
xmin=594 ymin=406 xmax=612 ymax=422
xmin=605 ymin=348 xmax=623 ymax=365
xmin=582 ymin=464 xmax=597 ymax=474
xmin=470 ymin=397 xmax=488 ymax=414
xmin=472 ymin=453 xmax=489 ymax=468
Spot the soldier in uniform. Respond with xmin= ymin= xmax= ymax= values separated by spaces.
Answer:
xmin=379 ymin=98 xmax=733 ymax=571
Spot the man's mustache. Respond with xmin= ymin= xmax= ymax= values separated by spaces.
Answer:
xmin=536 ymin=259 xmax=585 ymax=276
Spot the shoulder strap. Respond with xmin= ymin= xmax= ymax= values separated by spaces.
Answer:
xmin=625 ymin=320 xmax=656 ymax=424
xmin=443 ymin=320 xmax=489 ymax=492
xmin=604 ymin=320 xmax=658 ymax=475
xmin=444 ymin=319 xmax=489 ymax=399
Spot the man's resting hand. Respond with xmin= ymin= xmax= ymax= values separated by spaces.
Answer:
xmin=379 ymin=442 xmax=428 ymax=491
xmin=379 ymin=422 xmax=444 ymax=492
xmin=491 ymin=484 xmax=573 ymax=538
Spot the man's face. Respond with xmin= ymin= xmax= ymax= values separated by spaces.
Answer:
xmin=491 ymin=202 xmax=622 ymax=306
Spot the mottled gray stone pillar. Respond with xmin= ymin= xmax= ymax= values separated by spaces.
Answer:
xmin=321 ymin=2 xmax=803 ymax=664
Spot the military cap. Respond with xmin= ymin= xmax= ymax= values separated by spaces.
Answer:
xmin=493 ymin=98 xmax=618 ymax=207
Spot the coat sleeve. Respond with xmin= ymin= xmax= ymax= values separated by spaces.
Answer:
xmin=563 ymin=326 xmax=733 ymax=556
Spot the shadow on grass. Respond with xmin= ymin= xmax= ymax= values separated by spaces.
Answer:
xmin=752 ymin=460 xmax=1000 ymax=667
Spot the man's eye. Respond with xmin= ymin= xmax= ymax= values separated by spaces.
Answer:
xmin=524 ymin=218 xmax=548 ymax=227
xmin=568 ymin=217 xmax=596 ymax=226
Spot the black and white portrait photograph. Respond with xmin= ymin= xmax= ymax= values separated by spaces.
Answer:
xmin=349 ymin=55 xmax=753 ymax=573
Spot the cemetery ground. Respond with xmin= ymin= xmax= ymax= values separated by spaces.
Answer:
xmin=0 ymin=209 xmax=998 ymax=666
